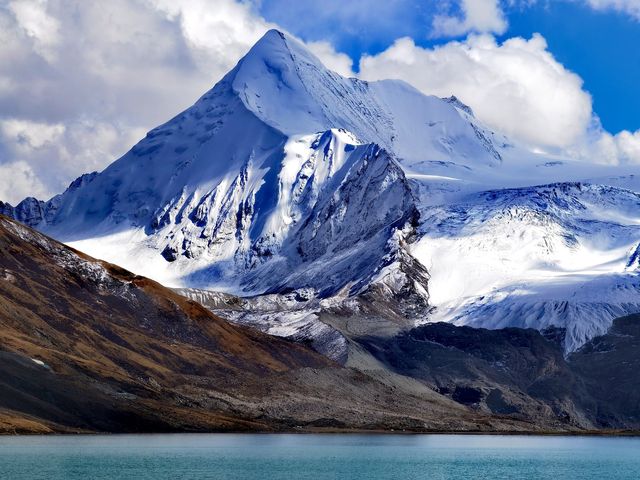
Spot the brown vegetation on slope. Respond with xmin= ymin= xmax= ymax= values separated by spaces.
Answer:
xmin=0 ymin=214 xmax=537 ymax=434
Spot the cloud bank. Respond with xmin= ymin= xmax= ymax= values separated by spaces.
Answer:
xmin=432 ymin=0 xmax=508 ymax=37
xmin=584 ymin=0 xmax=640 ymax=18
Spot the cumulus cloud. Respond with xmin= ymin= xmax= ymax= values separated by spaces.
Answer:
xmin=592 ymin=129 xmax=640 ymax=164
xmin=306 ymin=41 xmax=355 ymax=77
xmin=0 ymin=120 xmax=64 ymax=201
xmin=432 ymin=0 xmax=508 ymax=37
xmin=360 ymin=33 xmax=593 ymax=149
xmin=0 ymin=0 xmax=216 ymax=203
xmin=7 ymin=0 xmax=60 ymax=60
xmin=581 ymin=0 xmax=640 ymax=18
xmin=149 ymin=0 xmax=274 ymax=74
xmin=0 ymin=160 xmax=48 ymax=202
xmin=1 ymin=119 xmax=65 ymax=150
xmin=0 ymin=117 xmax=145 ymax=203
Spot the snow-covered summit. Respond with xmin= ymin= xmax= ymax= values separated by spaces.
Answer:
xmin=3 ymin=30 xmax=502 ymax=287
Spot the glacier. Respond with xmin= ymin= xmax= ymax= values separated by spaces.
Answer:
xmin=2 ymin=29 xmax=640 ymax=353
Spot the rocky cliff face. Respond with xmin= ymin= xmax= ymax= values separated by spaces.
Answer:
xmin=359 ymin=315 xmax=640 ymax=430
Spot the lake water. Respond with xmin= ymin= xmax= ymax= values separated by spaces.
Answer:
xmin=0 ymin=434 xmax=639 ymax=479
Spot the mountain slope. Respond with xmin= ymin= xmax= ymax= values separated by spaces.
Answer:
xmin=0 ymin=214 xmax=330 ymax=432
xmin=413 ymin=182 xmax=640 ymax=352
xmin=359 ymin=316 xmax=640 ymax=429
xmin=0 ymin=30 xmax=501 ymax=296
xmin=2 ymin=29 xmax=640 ymax=353
xmin=3 ymin=214 xmax=547 ymax=434
xmin=4 ymin=214 xmax=640 ymax=432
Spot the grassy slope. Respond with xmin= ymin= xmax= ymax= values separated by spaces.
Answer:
xmin=0 ymin=215 xmax=535 ymax=434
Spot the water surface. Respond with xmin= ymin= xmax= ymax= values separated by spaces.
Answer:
xmin=0 ymin=433 xmax=639 ymax=479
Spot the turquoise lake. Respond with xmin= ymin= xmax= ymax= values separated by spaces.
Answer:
xmin=0 ymin=434 xmax=639 ymax=479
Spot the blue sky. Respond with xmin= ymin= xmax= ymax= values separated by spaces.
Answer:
xmin=257 ymin=0 xmax=640 ymax=134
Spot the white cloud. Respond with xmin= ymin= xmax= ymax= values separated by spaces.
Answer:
xmin=434 ymin=1 xmax=640 ymax=35
xmin=593 ymin=129 xmax=640 ymax=164
xmin=432 ymin=0 xmax=508 ymax=37
xmin=360 ymin=33 xmax=593 ymax=149
xmin=307 ymin=41 xmax=355 ymax=77
xmin=615 ymin=130 xmax=640 ymax=161
xmin=7 ymin=0 xmax=59 ymax=60
xmin=150 ymin=0 xmax=355 ymax=76
xmin=149 ymin=0 xmax=275 ymax=74
xmin=1 ymin=119 xmax=64 ymax=150
xmin=0 ymin=117 xmax=144 ymax=203
xmin=0 ymin=160 xmax=49 ymax=202
xmin=582 ymin=0 xmax=640 ymax=18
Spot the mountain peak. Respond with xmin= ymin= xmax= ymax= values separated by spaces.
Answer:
xmin=255 ymin=28 xmax=289 ymax=47
xmin=241 ymin=29 xmax=291 ymax=62
xmin=4 ymin=24 xmax=513 ymax=299
xmin=228 ymin=29 xmax=332 ymax=135
xmin=233 ymin=28 xmax=321 ymax=80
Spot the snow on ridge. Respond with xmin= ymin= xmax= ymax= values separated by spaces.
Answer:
xmin=2 ymin=29 xmax=640 ymax=352
xmin=413 ymin=181 xmax=640 ymax=352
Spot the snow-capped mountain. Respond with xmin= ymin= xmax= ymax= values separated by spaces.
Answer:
xmin=3 ymin=29 xmax=640 ymax=352
xmin=414 ymin=183 xmax=640 ymax=352
xmin=1 ymin=29 xmax=490 ymax=296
